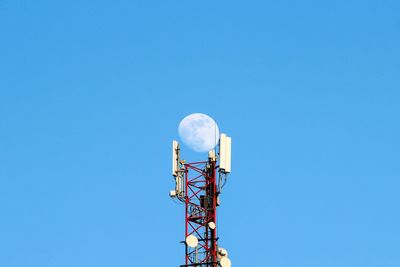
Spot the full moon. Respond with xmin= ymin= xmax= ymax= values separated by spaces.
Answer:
xmin=178 ymin=113 xmax=220 ymax=152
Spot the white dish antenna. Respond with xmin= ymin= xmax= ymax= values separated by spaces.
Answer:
xmin=169 ymin=190 xmax=176 ymax=197
xmin=185 ymin=234 xmax=199 ymax=248
xmin=218 ymin=247 xmax=228 ymax=257
xmin=219 ymin=134 xmax=231 ymax=173
xmin=208 ymin=221 xmax=216 ymax=230
xmin=220 ymin=257 xmax=231 ymax=267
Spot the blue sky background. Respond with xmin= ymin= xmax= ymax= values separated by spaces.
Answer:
xmin=1 ymin=0 xmax=399 ymax=266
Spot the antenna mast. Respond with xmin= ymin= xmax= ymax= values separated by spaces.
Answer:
xmin=170 ymin=134 xmax=232 ymax=267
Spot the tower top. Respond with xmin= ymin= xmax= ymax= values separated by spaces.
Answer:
xmin=170 ymin=133 xmax=232 ymax=267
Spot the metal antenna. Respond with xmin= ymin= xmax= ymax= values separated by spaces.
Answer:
xmin=169 ymin=134 xmax=232 ymax=267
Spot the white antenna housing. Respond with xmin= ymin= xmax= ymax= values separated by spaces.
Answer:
xmin=172 ymin=140 xmax=179 ymax=176
xmin=218 ymin=247 xmax=228 ymax=257
xmin=219 ymin=134 xmax=231 ymax=173
xmin=208 ymin=221 xmax=216 ymax=230
xmin=208 ymin=150 xmax=216 ymax=161
xmin=186 ymin=234 xmax=199 ymax=248
xmin=220 ymin=257 xmax=232 ymax=267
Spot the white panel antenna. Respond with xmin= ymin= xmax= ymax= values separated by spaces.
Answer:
xmin=208 ymin=149 xmax=216 ymax=161
xmin=176 ymin=173 xmax=183 ymax=197
xmin=219 ymin=134 xmax=232 ymax=173
xmin=225 ymin=136 xmax=231 ymax=173
xmin=172 ymin=140 xmax=179 ymax=176
xmin=171 ymin=140 xmax=185 ymax=198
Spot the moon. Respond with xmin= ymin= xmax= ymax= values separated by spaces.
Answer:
xmin=178 ymin=113 xmax=220 ymax=152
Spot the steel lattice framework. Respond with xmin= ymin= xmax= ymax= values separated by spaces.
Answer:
xmin=171 ymin=133 xmax=231 ymax=267
xmin=182 ymin=159 xmax=218 ymax=267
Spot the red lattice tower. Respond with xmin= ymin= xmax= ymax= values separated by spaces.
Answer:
xmin=170 ymin=134 xmax=232 ymax=267
xmin=183 ymin=160 xmax=218 ymax=266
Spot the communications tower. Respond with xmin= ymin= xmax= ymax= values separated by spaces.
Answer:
xmin=170 ymin=134 xmax=232 ymax=267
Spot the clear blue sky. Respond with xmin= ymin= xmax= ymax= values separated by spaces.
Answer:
xmin=1 ymin=0 xmax=399 ymax=266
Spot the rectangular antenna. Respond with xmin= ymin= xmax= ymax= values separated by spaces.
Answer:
xmin=172 ymin=140 xmax=179 ymax=176
xmin=225 ymin=136 xmax=231 ymax=173
xmin=219 ymin=134 xmax=231 ymax=173
xmin=208 ymin=150 xmax=216 ymax=161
